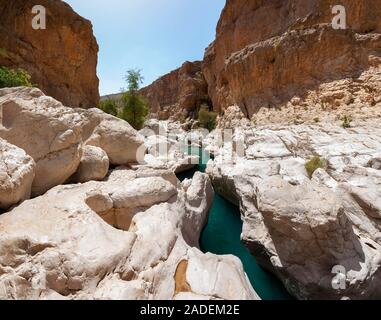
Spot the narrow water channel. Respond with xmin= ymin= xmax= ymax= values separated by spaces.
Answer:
xmin=177 ymin=147 xmax=292 ymax=300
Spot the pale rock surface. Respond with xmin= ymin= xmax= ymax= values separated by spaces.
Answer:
xmin=144 ymin=134 xmax=177 ymax=157
xmin=0 ymin=87 xmax=83 ymax=196
xmin=181 ymin=172 xmax=214 ymax=247
xmin=0 ymin=167 xmax=259 ymax=300
xmin=0 ymin=87 xmax=146 ymax=195
xmin=139 ymin=119 xmax=168 ymax=137
xmin=72 ymin=145 xmax=109 ymax=183
xmin=139 ymin=123 xmax=199 ymax=174
xmin=143 ymin=153 xmax=199 ymax=174
xmin=78 ymin=108 xmax=146 ymax=165
xmin=0 ymin=138 xmax=35 ymax=210
xmin=94 ymin=176 xmax=178 ymax=230
xmin=206 ymin=119 xmax=381 ymax=299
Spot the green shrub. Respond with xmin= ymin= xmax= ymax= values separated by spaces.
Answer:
xmin=0 ymin=66 xmax=33 ymax=88
xmin=119 ymin=69 xmax=149 ymax=130
xmin=120 ymin=91 xmax=148 ymax=130
xmin=98 ymin=99 xmax=119 ymax=117
xmin=342 ymin=115 xmax=352 ymax=129
xmin=314 ymin=117 xmax=320 ymax=123
xmin=305 ymin=156 xmax=327 ymax=178
xmin=198 ymin=105 xmax=217 ymax=131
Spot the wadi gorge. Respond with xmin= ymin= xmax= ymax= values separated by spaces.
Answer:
xmin=1 ymin=0 xmax=381 ymax=301
xmin=0 ymin=87 xmax=258 ymax=300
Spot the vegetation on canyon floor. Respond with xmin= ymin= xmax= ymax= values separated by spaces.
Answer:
xmin=341 ymin=115 xmax=352 ymax=129
xmin=197 ymin=105 xmax=217 ymax=131
xmin=98 ymin=98 xmax=118 ymax=117
xmin=305 ymin=156 xmax=327 ymax=178
xmin=98 ymin=69 xmax=148 ymax=130
xmin=0 ymin=66 xmax=33 ymax=88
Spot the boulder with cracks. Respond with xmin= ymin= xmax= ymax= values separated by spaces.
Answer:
xmin=206 ymin=120 xmax=381 ymax=299
xmin=0 ymin=138 xmax=35 ymax=210
xmin=0 ymin=167 xmax=259 ymax=300
xmin=0 ymin=87 xmax=146 ymax=196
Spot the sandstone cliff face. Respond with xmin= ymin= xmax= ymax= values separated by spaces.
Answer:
xmin=0 ymin=0 xmax=99 ymax=108
xmin=203 ymin=0 xmax=381 ymax=117
xmin=140 ymin=61 xmax=209 ymax=121
xmin=101 ymin=61 xmax=208 ymax=122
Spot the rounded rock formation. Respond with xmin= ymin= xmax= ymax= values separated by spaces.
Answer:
xmin=73 ymin=145 xmax=109 ymax=183
xmin=0 ymin=138 xmax=35 ymax=210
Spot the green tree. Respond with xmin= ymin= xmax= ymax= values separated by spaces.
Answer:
xmin=0 ymin=66 xmax=33 ymax=88
xmin=98 ymin=99 xmax=119 ymax=116
xmin=120 ymin=69 xmax=148 ymax=130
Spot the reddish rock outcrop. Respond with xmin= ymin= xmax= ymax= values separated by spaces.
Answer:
xmin=101 ymin=61 xmax=208 ymax=121
xmin=203 ymin=0 xmax=381 ymax=117
xmin=140 ymin=61 xmax=209 ymax=121
xmin=102 ymin=0 xmax=381 ymax=125
xmin=0 ymin=0 xmax=99 ymax=108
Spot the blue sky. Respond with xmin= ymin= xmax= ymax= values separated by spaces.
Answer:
xmin=65 ymin=0 xmax=226 ymax=96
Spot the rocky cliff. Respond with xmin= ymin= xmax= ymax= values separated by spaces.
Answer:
xmin=128 ymin=0 xmax=381 ymax=124
xmin=203 ymin=0 xmax=381 ymax=119
xmin=140 ymin=61 xmax=209 ymax=121
xmin=103 ymin=61 xmax=209 ymax=122
xmin=0 ymin=0 xmax=99 ymax=108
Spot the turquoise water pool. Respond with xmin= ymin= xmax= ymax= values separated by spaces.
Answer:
xmin=177 ymin=147 xmax=292 ymax=300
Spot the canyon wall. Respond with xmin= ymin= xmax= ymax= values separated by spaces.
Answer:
xmin=202 ymin=0 xmax=381 ymax=117
xmin=140 ymin=61 xmax=208 ymax=121
xmin=0 ymin=0 xmax=99 ymax=108
xmin=137 ymin=0 xmax=381 ymax=122
xmin=102 ymin=61 xmax=208 ymax=122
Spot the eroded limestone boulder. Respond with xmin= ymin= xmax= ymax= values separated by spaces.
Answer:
xmin=72 ymin=145 xmax=109 ymax=183
xmin=206 ymin=120 xmax=381 ymax=299
xmin=80 ymin=109 xmax=147 ymax=165
xmin=0 ymin=87 xmax=83 ymax=196
xmin=0 ymin=167 xmax=259 ymax=300
xmin=0 ymin=87 xmax=146 ymax=195
xmin=0 ymin=138 xmax=35 ymax=210
xmin=141 ymin=131 xmax=199 ymax=174
xmin=181 ymin=172 xmax=214 ymax=247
